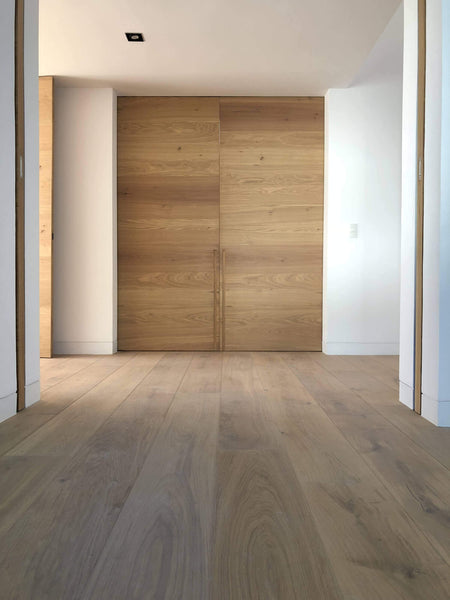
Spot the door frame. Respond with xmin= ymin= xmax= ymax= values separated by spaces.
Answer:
xmin=414 ymin=0 xmax=426 ymax=415
xmin=39 ymin=76 xmax=55 ymax=358
xmin=15 ymin=0 xmax=26 ymax=411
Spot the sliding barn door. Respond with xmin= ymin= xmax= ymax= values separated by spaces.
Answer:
xmin=220 ymin=98 xmax=324 ymax=351
xmin=118 ymin=98 xmax=220 ymax=350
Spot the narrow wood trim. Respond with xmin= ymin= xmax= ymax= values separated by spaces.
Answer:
xmin=414 ymin=0 xmax=426 ymax=415
xmin=39 ymin=76 xmax=55 ymax=358
xmin=218 ymin=104 xmax=222 ymax=353
xmin=213 ymin=249 xmax=218 ymax=351
xmin=221 ymin=249 xmax=226 ymax=351
xmin=15 ymin=0 xmax=26 ymax=411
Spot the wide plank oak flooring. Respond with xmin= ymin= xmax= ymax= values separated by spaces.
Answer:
xmin=0 ymin=352 xmax=449 ymax=599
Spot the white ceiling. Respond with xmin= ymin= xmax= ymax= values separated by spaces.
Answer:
xmin=39 ymin=0 xmax=401 ymax=96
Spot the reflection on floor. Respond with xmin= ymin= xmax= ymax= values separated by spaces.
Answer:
xmin=0 ymin=352 xmax=449 ymax=599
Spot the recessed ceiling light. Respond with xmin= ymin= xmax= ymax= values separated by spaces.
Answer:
xmin=125 ymin=33 xmax=144 ymax=42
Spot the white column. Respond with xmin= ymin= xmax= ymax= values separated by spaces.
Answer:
xmin=0 ymin=0 xmax=40 ymax=421
xmin=24 ymin=0 xmax=41 ymax=407
xmin=0 ymin=0 xmax=17 ymax=421
xmin=399 ymin=0 xmax=419 ymax=410
xmin=421 ymin=0 xmax=450 ymax=425
xmin=400 ymin=0 xmax=450 ymax=426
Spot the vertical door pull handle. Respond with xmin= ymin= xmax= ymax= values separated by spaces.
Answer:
xmin=221 ymin=249 xmax=226 ymax=351
xmin=213 ymin=249 xmax=219 ymax=350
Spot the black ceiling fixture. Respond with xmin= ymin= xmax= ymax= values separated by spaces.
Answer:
xmin=125 ymin=33 xmax=144 ymax=42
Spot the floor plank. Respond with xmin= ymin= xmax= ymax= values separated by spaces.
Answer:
xmin=377 ymin=403 xmax=450 ymax=469
xmin=8 ymin=353 xmax=163 ymax=457
xmin=83 ymin=391 xmax=219 ymax=600
xmin=178 ymin=351 xmax=222 ymax=393
xmin=373 ymin=354 xmax=400 ymax=371
xmin=304 ymin=354 xmax=450 ymax=468
xmin=212 ymin=448 xmax=342 ymax=600
xmin=0 ymin=412 xmax=54 ymax=457
xmin=39 ymin=355 xmax=100 ymax=391
xmin=282 ymin=353 xmax=450 ymax=583
xmin=0 ymin=354 xmax=194 ymax=600
xmin=275 ymin=355 xmax=450 ymax=598
xmin=342 ymin=355 xmax=400 ymax=391
xmin=0 ymin=455 xmax=62 ymax=536
xmin=0 ymin=352 xmax=449 ymax=599
xmin=219 ymin=353 xmax=278 ymax=451
xmin=284 ymin=361 xmax=380 ymax=424
xmin=331 ymin=413 xmax=450 ymax=562
xmin=27 ymin=353 xmax=135 ymax=416
xmin=0 ymin=354 xmax=164 ymax=560
xmin=298 ymin=354 xmax=450 ymax=559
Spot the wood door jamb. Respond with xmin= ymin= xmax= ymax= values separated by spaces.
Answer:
xmin=15 ymin=0 xmax=26 ymax=411
xmin=414 ymin=0 xmax=426 ymax=415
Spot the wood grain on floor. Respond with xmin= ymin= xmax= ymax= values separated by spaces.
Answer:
xmin=0 ymin=352 xmax=449 ymax=599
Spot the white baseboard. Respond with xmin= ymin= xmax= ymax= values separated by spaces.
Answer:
xmin=323 ymin=342 xmax=400 ymax=355
xmin=398 ymin=385 xmax=450 ymax=427
xmin=421 ymin=394 xmax=450 ymax=427
xmin=53 ymin=341 xmax=117 ymax=355
xmin=25 ymin=380 xmax=41 ymax=407
xmin=0 ymin=392 xmax=17 ymax=423
xmin=399 ymin=381 xmax=414 ymax=409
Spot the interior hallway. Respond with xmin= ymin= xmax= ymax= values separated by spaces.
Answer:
xmin=0 ymin=351 xmax=449 ymax=599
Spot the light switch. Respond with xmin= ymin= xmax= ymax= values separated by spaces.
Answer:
xmin=349 ymin=223 xmax=358 ymax=239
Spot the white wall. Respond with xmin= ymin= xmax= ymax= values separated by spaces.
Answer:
xmin=25 ymin=0 xmax=41 ymax=406
xmin=400 ymin=0 xmax=450 ymax=426
xmin=399 ymin=0 xmax=418 ymax=409
xmin=421 ymin=0 xmax=450 ymax=425
xmin=324 ymin=5 xmax=404 ymax=355
xmin=0 ymin=0 xmax=40 ymax=422
xmin=0 ymin=0 xmax=17 ymax=421
xmin=439 ymin=0 xmax=450 ymax=421
xmin=53 ymin=88 xmax=117 ymax=355
xmin=422 ymin=0 xmax=442 ymax=419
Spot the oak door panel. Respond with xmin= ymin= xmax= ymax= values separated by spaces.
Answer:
xmin=118 ymin=98 xmax=220 ymax=351
xmin=39 ymin=76 xmax=54 ymax=358
xmin=220 ymin=97 xmax=324 ymax=351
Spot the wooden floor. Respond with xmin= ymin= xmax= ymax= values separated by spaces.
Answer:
xmin=0 ymin=352 xmax=449 ymax=599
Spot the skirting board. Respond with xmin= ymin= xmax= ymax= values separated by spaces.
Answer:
xmin=25 ymin=380 xmax=41 ymax=407
xmin=323 ymin=342 xmax=400 ymax=355
xmin=53 ymin=341 xmax=117 ymax=355
xmin=0 ymin=392 xmax=17 ymax=423
xmin=421 ymin=394 xmax=450 ymax=427
xmin=399 ymin=381 xmax=414 ymax=409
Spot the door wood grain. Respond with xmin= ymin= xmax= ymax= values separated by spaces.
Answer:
xmin=118 ymin=97 xmax=220 ymax=350
xmin=39 ymin=76 xmax=54 ymax=358
xmin=219 ymin=97 xmax=324 ymax=350
xmin=118 ymin=97 xmax=323 ymax=351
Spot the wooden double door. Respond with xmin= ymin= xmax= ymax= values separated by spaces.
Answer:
xmin=118 ymin=97 xmax=324 ymax=351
